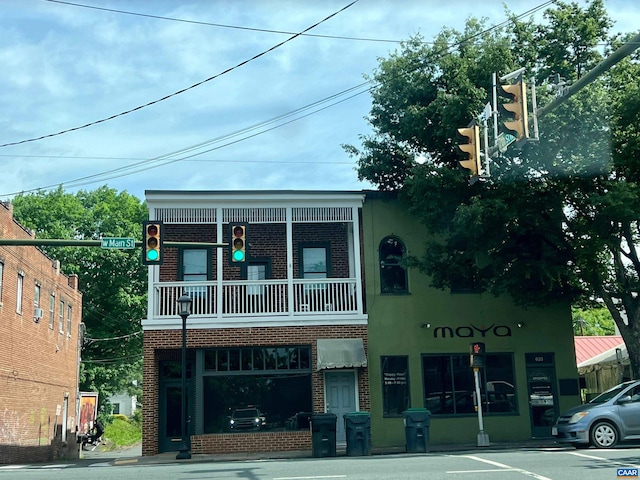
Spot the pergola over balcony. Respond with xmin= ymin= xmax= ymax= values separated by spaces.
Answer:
xmin=142 ymin=191 xmax=368 ymax=330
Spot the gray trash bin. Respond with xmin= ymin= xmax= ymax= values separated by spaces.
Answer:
xmin=344 ymin=412 xmax=371 ymax=456
xmin=311 ymin=413 xmax=337 ymax=457
xmin=403 ymin=408 xmax=431 ymax=453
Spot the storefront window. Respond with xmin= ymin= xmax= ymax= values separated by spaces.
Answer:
xmin=202 ymin=346 xmax=312 ymax=433
xmin=422 ymin=353 xmax=516 ymax=415
xmin=381 ymin=356 xmax=410 ymax=417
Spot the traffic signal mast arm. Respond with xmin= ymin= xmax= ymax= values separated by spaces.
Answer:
xmin=0 ymin=239 xmax=227 ymax=247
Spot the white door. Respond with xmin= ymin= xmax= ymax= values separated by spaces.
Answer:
xmin=325 ymin=370 xmax=356 ymax=443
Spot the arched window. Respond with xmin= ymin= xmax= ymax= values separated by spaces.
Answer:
xmin=379 ymin=236 xmax=408 ymax=294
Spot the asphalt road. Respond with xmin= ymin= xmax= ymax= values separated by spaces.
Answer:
xmin=2 ymin=444 xmax=640 ymax=480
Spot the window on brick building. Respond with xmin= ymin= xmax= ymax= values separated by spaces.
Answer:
xmin=34 ymin=283 xmax=40 ymax=307
xmin=0 ymin=260 xmax=4 ymax=304
xmin=202 ymin=346 xmax=313 ymax=434
xmin=16 ymin=272 xmax=24 ymax=314
xmin=180 ymin=248 xmax=210 ymax=298
xmin=59 ymin=299 xmax=65 ymax=333
xmin=49 ymin=293 xmax=55 ymax=329
xmin=379 ymin=236 xmax=408 ymax=294
xmin=300 ymin=244 xmax=330 ymax=279
xmin=67 ymin=304 xmax=72 ymax=337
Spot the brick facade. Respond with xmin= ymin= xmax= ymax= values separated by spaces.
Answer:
xmin=142 ymin=323 xmax=369 ymax=456
xmin=143 ymin=194 xmax=367 ymax=456
xmin=0 ymin=202 xmax=82 ymax=464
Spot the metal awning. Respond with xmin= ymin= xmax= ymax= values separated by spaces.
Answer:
xmin=317 ymin=338 xmax=367 ymax=370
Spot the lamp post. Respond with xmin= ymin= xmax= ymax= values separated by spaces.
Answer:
xmin=176 ymin=294 xmax=193 ymax=460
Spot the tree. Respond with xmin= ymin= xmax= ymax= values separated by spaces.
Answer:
xmin=346 ymin=0 xmax=640 ymax=376
xmin=11 ymin=186 xmax=148 ymax=411
xmin=572 ymin=306 xmax=615 ymax=336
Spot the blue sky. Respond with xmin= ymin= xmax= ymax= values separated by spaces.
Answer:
xmin=0 ymin=0 xmax=638 ymax=201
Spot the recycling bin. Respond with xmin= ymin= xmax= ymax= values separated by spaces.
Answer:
xmin=344 ymin=412 xmax=371 ymax=456
xmin=403 ymin=408 xmax=431 ymax=453
xmin=311 ymin=413 xmax=337 ymax=457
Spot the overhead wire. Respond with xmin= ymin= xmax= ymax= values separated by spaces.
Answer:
xmin=45 ymin=0 xmax=406 ymax=44
xmin=1 ymin=0 xmax=557 ymax=196
xmin=0 ymin=0 xmax=360 ymax=148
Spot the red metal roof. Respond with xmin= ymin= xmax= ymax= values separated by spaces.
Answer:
xmin=574 ymin=335 xmax=624 ymax=365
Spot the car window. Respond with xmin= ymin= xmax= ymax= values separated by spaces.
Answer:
xmin=589 ymin=382 xmax=636 ymax=404
xmin=234 ymin=409 xmax=259 ymax=418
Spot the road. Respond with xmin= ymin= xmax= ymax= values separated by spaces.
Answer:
xmin=1 ymin=445 xmax=639 ymax=479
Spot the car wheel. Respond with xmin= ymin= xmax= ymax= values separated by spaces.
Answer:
xmin=590 ymin=421 xmax=618 ymax=448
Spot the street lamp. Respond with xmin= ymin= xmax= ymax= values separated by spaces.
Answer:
xmin=176 ymin=294 xmax=193 ymax=460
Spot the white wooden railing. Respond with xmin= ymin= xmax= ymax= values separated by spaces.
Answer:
xmin=152 ymin=278 xmax=359 ymax=319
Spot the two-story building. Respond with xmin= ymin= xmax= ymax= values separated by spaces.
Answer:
xmin=142 ymin=191 xmax=369 ymax=456
xmin=0 ymin=202 xmax=82 ymax=464
xmin=141 ymin=189 xmax=581 ymax=456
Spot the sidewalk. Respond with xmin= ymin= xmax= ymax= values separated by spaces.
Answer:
xmin=81 ymin=437 xmax=560 ymax=466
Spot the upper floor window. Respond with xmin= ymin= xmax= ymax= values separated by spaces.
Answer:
xmin=58 ymin=299 xmax=65 ymax=333
xmin=180 ymin=248 xmax=209 ymax=281
xmin=0 ymin=260 xmax=4 ymax=304
xmin=34 ymin=283 xmax=41 ymax=308
xmin=49 ymin=293 xmax=56 ymax=329
xmin=300 ymin=244 xmax=330 ymax=279
xmin=16 ymin=272 xmax=24 ymax=314
xmin=379 ymin=236 xmax=408 ymax=294
xmin=67 ymin=305 xmax=73 ymax=337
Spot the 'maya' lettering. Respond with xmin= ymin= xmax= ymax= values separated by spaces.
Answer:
xmin=433 ymin=324 xmax=512 ymax=338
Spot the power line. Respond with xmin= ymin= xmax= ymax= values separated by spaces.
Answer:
xmin=0 ymin=0 xmax=359 ymax=149
xmin=0 ymin=0 xmax=557 ymax=196
xmin=45 ymin=0 xmax=405 ymax=44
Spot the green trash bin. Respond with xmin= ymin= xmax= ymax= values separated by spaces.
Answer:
xmin=403 ymin=408 xmax=431 ymax=453
xmin=311 ymin=413 xmax=337 ymax=457
xmin=344 ymin=412 xmax=371 ymax=456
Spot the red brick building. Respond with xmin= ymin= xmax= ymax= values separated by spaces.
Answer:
xmin=0 ymin=202 xmax=82 ymax=464
xmin=142 ymin=191 xmax=368 ymax=456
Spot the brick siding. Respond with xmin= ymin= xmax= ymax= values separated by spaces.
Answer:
xmin=0 ymin=203 xmax=82 ymax=464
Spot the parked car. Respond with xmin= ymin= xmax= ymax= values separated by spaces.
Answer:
xmin=229 ymin=407 xmax=266 ymax=431
xmin=552 ymin=380 xmax=640 ymax=448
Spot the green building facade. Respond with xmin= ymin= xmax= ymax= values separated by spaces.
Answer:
xmin=362 ymin=193 xmax=581 ymax=447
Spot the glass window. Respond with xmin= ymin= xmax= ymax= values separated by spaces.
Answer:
xmin=181 ymin=248 xmax=209 ymax=298
xmin=202 ymin=346 xmax=313 ymax=434
xmin=381 ymin=356 xmax=410 ymax=417
xmin=302 ymin=246 xmax=328 ymax=279
xmin=34 ymin=283 xmax=40 ymax=308
xmin=0 ymin=260 xmax=4 ymax=303
xmin=49 ymin=293 xmax=55 ymax=329
xmin=16 ymin=272 xmax=24 ymax=314
xmin=379 ymin=236 xmax=408 ymax=294
xmin=423 ymin=353 xmax=516 ymax=415
xmin=58 ymin=300 xmax=65 ymax=333
xmin=67 ymin=305 xmax=72 ymax=337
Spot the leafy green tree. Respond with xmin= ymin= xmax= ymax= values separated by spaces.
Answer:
xmin=572 ymin=307 xmax=616 ymax=336
xmin=346 ymin=1 xmax=640 ymax=375
xmin=12 ymin=186 xmax=147 ymax=410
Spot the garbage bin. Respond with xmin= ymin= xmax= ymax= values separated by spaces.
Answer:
xmin=403 ymin=408 xmax=431 ymax=453
xmin=311 ymin=413 xmax=337 ymax=458
xmin=344 ymin=412 xmax=371 ymax=456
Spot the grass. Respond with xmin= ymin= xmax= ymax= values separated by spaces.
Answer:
xmin=102 ymin=415 xmax=142 ymax=450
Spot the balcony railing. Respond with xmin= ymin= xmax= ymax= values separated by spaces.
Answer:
xmin=152 ymin=278 xmax=360 ymax=319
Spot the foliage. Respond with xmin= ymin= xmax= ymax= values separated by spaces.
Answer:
xmin=103 ymin=415 xmax=142 ymax=449
xmin=11 ymin=186 xmax=147 ymax=412
xmin=346 ymin=1 xmax=640 ymax=375
xmin=572 ymin=306 xmax=616 ymax=336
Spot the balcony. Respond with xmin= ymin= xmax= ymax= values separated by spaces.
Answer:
xmin=146 ymin=278 xmax=365 ymax=329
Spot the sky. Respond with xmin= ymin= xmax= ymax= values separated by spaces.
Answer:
xmin=1 ymin=0 xmax=638 ymax=202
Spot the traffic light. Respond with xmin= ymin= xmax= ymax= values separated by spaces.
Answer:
xmin=498 ymin=75 xmax=529 ymax=142
xmin=457 ymin=121 xmax=481 ymax=177
xmin=470 ymin=342 xmax=486 ymax=368
xmin=229 ymin=224 xmax=248 ymax=264
xmin=142 ymin=221 xmax=164 ymax=265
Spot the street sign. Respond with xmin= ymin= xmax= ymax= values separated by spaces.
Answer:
xmin=101 ymin=237 xmax=135 ymax=249
xmin=496 ymin=132 xmax=517 ymax=153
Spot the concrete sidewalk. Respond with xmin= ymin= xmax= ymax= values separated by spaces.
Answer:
xmin=81 ymin=438 xmax=560 ymax=466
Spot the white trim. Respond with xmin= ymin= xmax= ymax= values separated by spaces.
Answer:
xmin=142 ymin=315 xmax=368 ymax=330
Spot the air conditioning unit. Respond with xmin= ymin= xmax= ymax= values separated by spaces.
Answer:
xmin=34 ymin=307 xmax=44 ymax=320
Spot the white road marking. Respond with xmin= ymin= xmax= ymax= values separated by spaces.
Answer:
xmin=454 ymin=455 xmax=554 ymax=480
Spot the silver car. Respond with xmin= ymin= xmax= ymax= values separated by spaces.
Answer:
xmin=552 ymin=380 xmax=640 ymax=448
